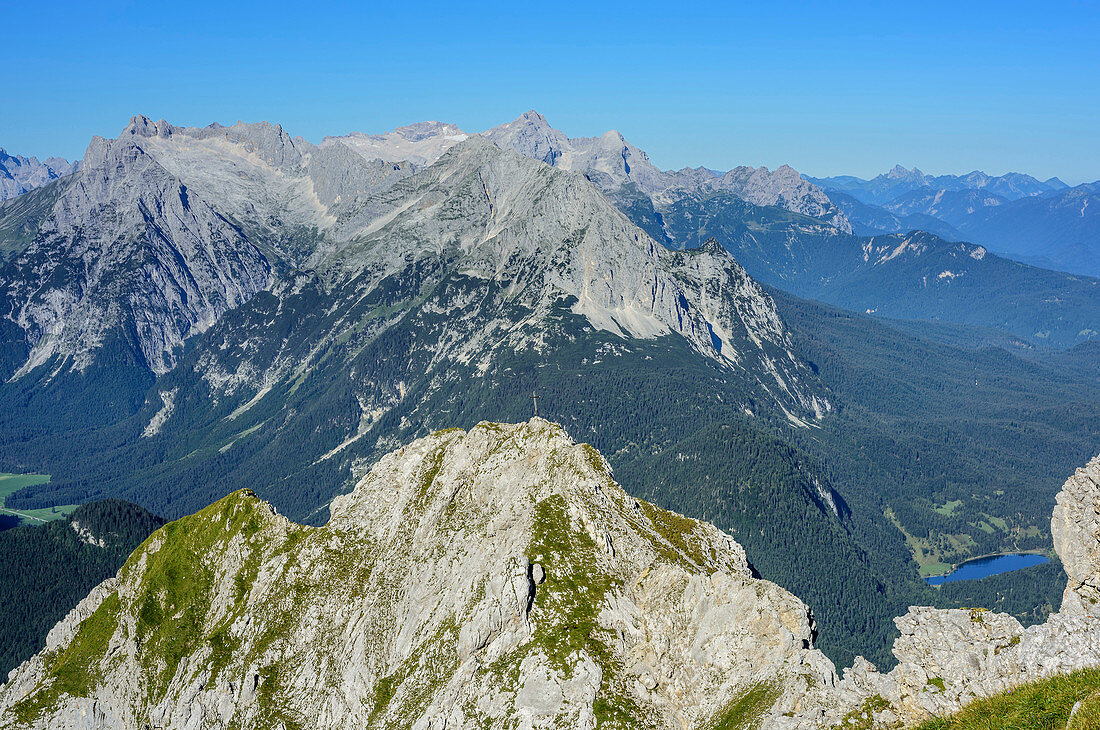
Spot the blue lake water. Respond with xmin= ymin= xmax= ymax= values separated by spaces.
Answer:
xmin=925 ymin=553 xmax=1048 ymax=586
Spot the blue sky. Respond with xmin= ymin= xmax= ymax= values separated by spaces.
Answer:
xmin=2 ymin=1 xmax=1098 ymax=183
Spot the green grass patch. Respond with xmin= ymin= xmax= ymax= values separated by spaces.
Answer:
xmin=521 ymin=494 xmax=646 ymax=726
xmin=0 ymin=473 xmax=52 ymax=498
xmin=920 ymin=561 xmax=954 ymax=578
xmin=933 ymin=500 xmax=963 ymax=517
xmin=525 ymin=495 xmax=614 ymax=671
xmin=709 ymin=679 xmax=781 ymax=729
xmin=0 ymin=473 xmax=75 ymax=526
xmin=638 ymin=499 xmax=712 ymax=568
xmin=123 ymin=490 xmax=273 ymax=703
xmin=919 ymin=668 xmax=1100 ymax=730
xmin=839 ymin=693 xmax=892 ymax=729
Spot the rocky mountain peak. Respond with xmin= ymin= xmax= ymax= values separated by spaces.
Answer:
xmin=8 ymin=119 xmax=275 ymax=375
xmin=0 ymin=115 xmax=829 ymax=418
xmin=122 ymin=114 xmax=176 ymax=139
xmin=3 ymin=423 xmax=1100 ymax=728
xmin=483 ymin=110 xmax=569 ymax=167
xmin=886 ymin=164 xmax=926 ymax=180
xmin=483 ymin=113 xmax=850 ymax=231
xmin=0 ymin=420 xmax=835 ymax=728
xmin=518 ymin=109 xmax=548 ymax=124
xmin=317 ymin=135 xmax=829 ymax=418
xmin=393 ymin=120 xmax=465 ymax=142
xmin=323 ymin=121 xmax=470 ymax=167
xmin=0 ymin=148 xmax=77 ymax=202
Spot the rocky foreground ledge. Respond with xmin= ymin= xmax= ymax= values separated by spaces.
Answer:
xmin=0 ymin=421 xmax=1098 ymax=728
xmin=0 ymin=419 xmax=834 ymax=728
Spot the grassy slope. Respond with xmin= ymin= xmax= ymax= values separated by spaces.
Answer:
xmin=919 ymin=668 xmax=1100 ymax=730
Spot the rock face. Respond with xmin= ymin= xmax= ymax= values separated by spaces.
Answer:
xmin=0 ymin=115 xmax=420 ymax=375
xmin=0 ymin=149 xmax=75 ymax=201
xmin=1052 ymin=454 xmax=1100 ymax=615
xmin=2 ymin=429 xmax=1098 ymax=728
xmin=310 ymin=135 xmax=827 ymax=419
xmin=1 ymin=120 xmax=274 ymax=375
xmin=0 ymin=115 xmax=827 ymax=423
xmin=0 ymin=420 xmax=837 ymax=729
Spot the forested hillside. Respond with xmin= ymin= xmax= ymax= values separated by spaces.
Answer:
xmin=4 ymin=284 xmax=1093 ymax=669
xmin=0 ymin=499 xmax=163 ymax=675
xmin=774 ymin=289 xmax=1100 ymax=569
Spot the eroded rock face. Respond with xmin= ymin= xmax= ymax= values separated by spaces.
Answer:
xmin=483 ymin=111 xmax=852 ymax=233
xmin=5 ymin=431 xmax=1098 ymax=728
xmin=2 ymin=120 xmax=274 ymax=375
xmin=1 ymin=116 xmax=828 ymax=427
xmin=0 ymin=420 xmax=836 ymax=729
xmin=1052 ymin=454 xmax=1100 ymax=615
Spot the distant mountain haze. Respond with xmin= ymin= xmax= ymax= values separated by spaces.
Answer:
xmin=0 ymin=149 xmax=76 ymax=202
xmin=809 ymin=166 xmax=1099 ymax=277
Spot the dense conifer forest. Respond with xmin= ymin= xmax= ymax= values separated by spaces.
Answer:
xmin=0 ymin=499 xmax=163 ymax=675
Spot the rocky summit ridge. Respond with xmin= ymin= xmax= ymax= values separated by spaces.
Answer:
xmin=0 ymin=115 xmax=828 ymax=421
xmin=2 ymin=422 xmax=1099 ymax=728
xmin=483 ymin=111 xmax=852 ymax=233
xmin=0 ymin=419 xmax=835 ymax=729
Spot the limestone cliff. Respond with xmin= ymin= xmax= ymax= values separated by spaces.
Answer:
xmin=0 ymin=420 xmax=836 ymax=729
xmin=1052 ymin=454 xmax=1100 ymax=616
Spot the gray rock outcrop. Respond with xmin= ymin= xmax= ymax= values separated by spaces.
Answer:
xmin=1052 ymin=454 xmax=1100 ymax=615
xmin=0 ymin=419 xmax=838 ymax=728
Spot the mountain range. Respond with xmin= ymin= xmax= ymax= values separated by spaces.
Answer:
xmin=0 ymin=149 xmax=76 ymax=202
xmin=810 ymin=166 xmax=1100 ymax=277
xmin=336 ymin=113 xmax=1100 ymax=348
xmin=0 ymin=111 xmax=1097 ymax=675
xmin=808 ymin=165 xmax=1068 ymax=207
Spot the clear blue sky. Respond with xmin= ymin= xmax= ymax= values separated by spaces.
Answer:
xmin=3 ymin=0 xmax=1098 ymax=183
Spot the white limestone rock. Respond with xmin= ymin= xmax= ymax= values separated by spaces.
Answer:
xmin=0 ymin=420 xmax=836 ymax=729
xmin=1052 ymin=454 xmax=1100 ymax=615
